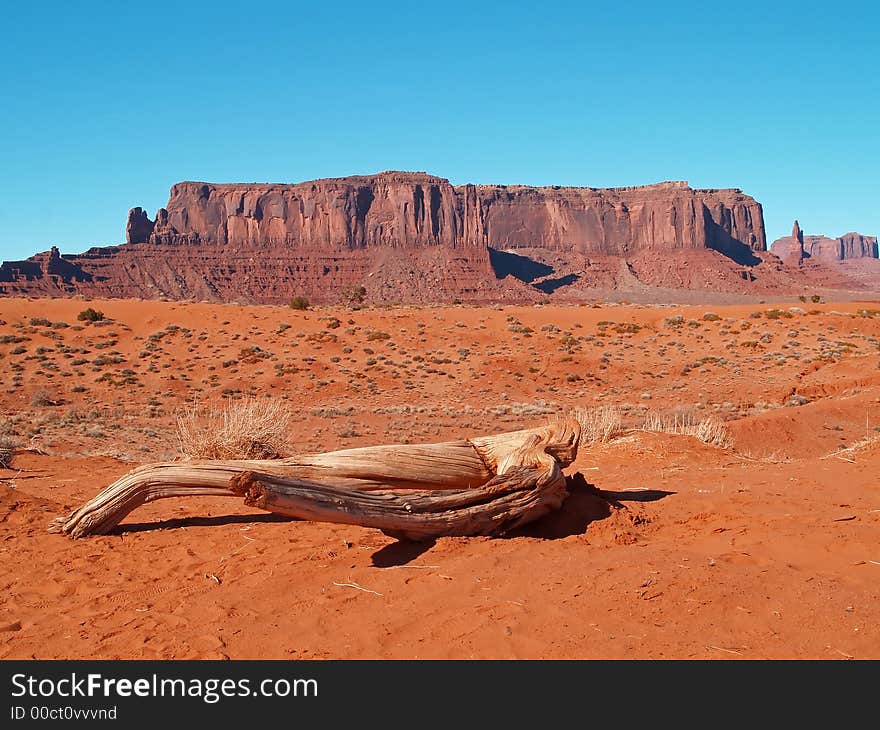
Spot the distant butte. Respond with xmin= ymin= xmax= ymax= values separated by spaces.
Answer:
xmin=1 ymin=172 xmax=877 ymax=303
xmin=770 ymin=220 xmax=879 ymax=264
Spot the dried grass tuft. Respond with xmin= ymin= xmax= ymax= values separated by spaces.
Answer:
xmin=576 ymin=406 xmax=624 ymax=444
xmin=176 ymin=397 xmax=293 ymax=460
xmin=642 ymin=411 xmax=730 ymax=448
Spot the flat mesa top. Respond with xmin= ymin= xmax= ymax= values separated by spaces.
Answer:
xmin=171 ymin=173 xmax=744 ymax=196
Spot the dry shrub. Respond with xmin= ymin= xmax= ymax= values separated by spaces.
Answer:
xmin=0 ymin=436 xmax=17 ymax=469
xmin=176 ymin=397 xmax=293 ymax=460
xmin=77 ymin=307 xmax=104 ymax=322
xmin=577 ymin=406 xmax=624 ymax=444
xmin=0 ymin=421 xmax=17 ymax=469
xmin=31 ymin=389 xmax=57 ymax=407
xmin=642 ymin=411 xmax=730 ymax=448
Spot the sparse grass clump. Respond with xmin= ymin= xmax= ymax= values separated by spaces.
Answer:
xmin=642 ymin=411 xmax=730 ymax=448
xmin=289 ymin=296 xmax=310 ymax=311
xmin=176 ymin=397 xmax=293 ymax=460
xmin=577 ymin=406 xmax=624 ymax=444
xmin=77 ymin=307 xmax=104 ymax=322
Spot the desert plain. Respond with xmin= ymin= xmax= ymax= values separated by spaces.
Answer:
xmin=1 ymin=295 xmax=879 ymax=659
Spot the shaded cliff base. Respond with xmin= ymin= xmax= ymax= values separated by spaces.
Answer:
xmin=485 ymin=246 xmax=880 ymax=305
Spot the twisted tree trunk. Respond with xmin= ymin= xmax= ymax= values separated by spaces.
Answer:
xmin=49 ymin=418 xmax=582 ymax=540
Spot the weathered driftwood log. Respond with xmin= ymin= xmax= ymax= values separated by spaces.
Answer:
xmin=49 ymin=418 xmax=581 ymax=540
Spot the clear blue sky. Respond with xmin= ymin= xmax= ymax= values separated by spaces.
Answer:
xmin=1 ymin=1 xmax=877 ymax=261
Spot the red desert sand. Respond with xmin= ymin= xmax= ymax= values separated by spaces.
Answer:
xmin=1 ymin=296 xmax=879 ymax=659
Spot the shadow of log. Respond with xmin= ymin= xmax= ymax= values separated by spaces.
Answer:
xmin=371 ymin=539 xmax=437 ymax=567
xmin=111 ymin=512 xmax=295 ymax=535
xmin=510 ymin=472 xmax=609 ymax=539
xmin=597 ymin=488 xmax=675 ymax=506
xmin=510 ymin=473 xmax=675 ymax=539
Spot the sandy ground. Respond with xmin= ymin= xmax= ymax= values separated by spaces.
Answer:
xmin=1 ymin=296 xmax=880 ymax=659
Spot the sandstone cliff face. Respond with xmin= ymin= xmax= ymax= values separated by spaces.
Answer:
xmin=150 ymin=173 xmax=475 ymax=251
xmin=473 ymin=181 xmax=765 ymax=258
xmin=141 ymin=173 xmax=766 ymax=258
xmin=836 ymin=232 xmax=878 ymax=260
xmin=1 ymin=171 xmax=771 ymax=304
